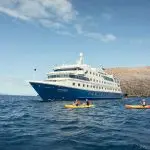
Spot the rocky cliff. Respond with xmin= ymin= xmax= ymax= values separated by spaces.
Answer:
xmin=105 ymin=66 xmax=150 ymax=97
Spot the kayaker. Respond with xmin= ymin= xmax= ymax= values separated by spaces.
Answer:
xmin=74 ymin=99 xmax=81 ymax=106
xmin=86 ymin=99 xmax=90 ymax=106
xmin=141 ymin=99 xmax=146 ymax=106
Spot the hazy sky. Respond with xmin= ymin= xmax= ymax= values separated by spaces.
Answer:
xmin=0 ymin=0 xmax=150 ymax=95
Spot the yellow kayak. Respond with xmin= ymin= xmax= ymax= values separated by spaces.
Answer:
xmin=64 ymin=104 xmax=94 ymax=109
xmin=125 ymin=105 xmax=150 ymax=109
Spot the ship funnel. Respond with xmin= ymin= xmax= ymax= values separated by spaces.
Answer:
xmin=77 ymin=53 xmax=84 ymax=65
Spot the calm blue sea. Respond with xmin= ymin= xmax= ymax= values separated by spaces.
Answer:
xmin=0 ymin=95 xmax=150 ymax=150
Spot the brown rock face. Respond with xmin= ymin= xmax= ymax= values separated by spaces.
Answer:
xmin=105 ymin=66 xmax=150 ymax=97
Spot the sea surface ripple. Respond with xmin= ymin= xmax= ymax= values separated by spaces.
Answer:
xmin=0 ymin=95 xmax=150 ymax=150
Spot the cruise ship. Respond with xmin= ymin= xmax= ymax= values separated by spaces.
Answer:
xmin=29 ymin=53 xmax=123 ymax=101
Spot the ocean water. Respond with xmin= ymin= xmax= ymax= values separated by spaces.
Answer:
xmin=0 ymin=95 xmax=150 ymax=150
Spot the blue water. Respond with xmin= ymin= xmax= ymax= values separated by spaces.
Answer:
xmin=0 ymin=95 xmax=150 ymax=150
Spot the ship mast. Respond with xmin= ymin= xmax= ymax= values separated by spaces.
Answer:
xmin=77 ymin=53 xmax=84 ymax=65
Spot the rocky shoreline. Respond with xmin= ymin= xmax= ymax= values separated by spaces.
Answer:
xmin=106 ymin=66 xmax=150 ymax=97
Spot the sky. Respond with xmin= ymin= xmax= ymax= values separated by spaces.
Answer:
xmin=0 ymin=0 xmax=150 ymax=95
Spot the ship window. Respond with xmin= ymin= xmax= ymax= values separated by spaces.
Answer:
xmin=83 ymin=84 xmax=85 ymax=87
xmin=93 ymin=79 xmax=95 ymax=82
xmin=96 ymin=74 xmax=98 ymax=76
xmin=87 ymin=85 xmax=89 ymax=88
xmin=90 ymin=72 xmax=91 ymax=74
xmin=69 ymin=75 xmax=89 ymax=81
xmin=54 ymin=67 xmax=83 ymax=71
xmin=97 ymin=80 xmax=98 ymax=82
xmin=48 ymin=74 xmax=70 ymax=78
xmin=78 ymin=83 xmax=80 ymax=86
xmin=93 ymin=86 xmax=95 ymax=88
xmin=73 ymin=83 xmax=75 ymax=86
xmin=102 ymin=76 xmax=114 ymax=82
xmin=93 ymin=73 xmax=95 ymax=75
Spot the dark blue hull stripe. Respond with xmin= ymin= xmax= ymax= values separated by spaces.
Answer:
xmin=30 ymin=82 xmax=123 ymax=101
